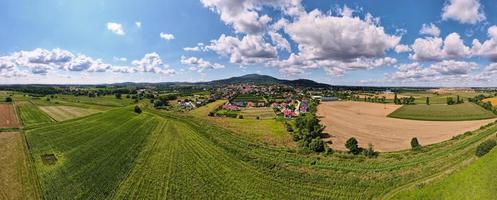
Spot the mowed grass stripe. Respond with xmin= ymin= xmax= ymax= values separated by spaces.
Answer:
xmin=17 ymin=101 xmax=53 ymax=127
xmin=39 ymin=106 xmax=99 ymax=122
xmin=388 ymin=103 xmax=496 ymax=121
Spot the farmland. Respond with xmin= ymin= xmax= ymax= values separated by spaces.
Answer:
xmin=388 ymin=103 xmax=496 ymax=121
xmin=21 ymin=104 xmax=497 ymax=199
xmin=0 ymin=104 xmax=20 ymax=128
xmin=317 ymin=101 xmax=495 ymax=151
xmin=38 ymin=106 xmax=99 ymax=121
xmin=394 ymin=143 xmax=497 ymax=199
xmin=0 ymin=132 xmax=40 ymax=200
xmin=482 ymin=97 xmax=497 ymax=107
xmin=17 ymin=101 xmax=53 ymax=127
xmin=239 ymin=107 xmax=276 ymax=119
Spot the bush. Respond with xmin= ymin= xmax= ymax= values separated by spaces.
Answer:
xmin=115 ymin=93 xmax=122 ymax=99
xmin=256 ymin=116 xmax=260 ymax=120
xmin=308 ymin=138 xmax=325 ymax=152
xmin=238 ymin=115 xmax=244 ymax=119
xmin=345 ymin=137 xmax=360 ymax=154
xmin=5 ymin=96 xmax=12 ymax=102
xmin=363 ymin=143 xmax=377 ymax=158
xmin=411 ymin=137 xmax=422 ymax=150
xmin=208 ymin=112 xmax=215 ymax=117
xmin=134 ymin=105 xmax=142 ymax=114
xmin=475 ymin=139 xmax=496 ymax=157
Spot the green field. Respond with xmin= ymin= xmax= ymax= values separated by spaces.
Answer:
xmin=39 ymin=106 xmax=100 ymax=121
xmin=388 ymin=103 xmax=496 ymax=121
xmin=22 ymin=103 xmax=497 ymax=199
xmin=239 ymin=107 xmax=276 ymax=119
xmin=17 ymin=101 xmax=53 ymax=127
xmin=394 ymin=144 xmax=497 ymax=199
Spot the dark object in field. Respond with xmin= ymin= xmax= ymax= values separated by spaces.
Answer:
xmin=41 ymin=154 xmax=57 ymax=165
xmin=475 ymin=139 xmax=496 ymax=157
xmin=411 ymin=137 xmax=422 ymax=150
xmin=134 ymin=105 xmax=142 ymax=114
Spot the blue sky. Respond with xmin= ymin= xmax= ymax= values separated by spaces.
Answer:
xmin=1 ymin=0 xmax=497 ymax=86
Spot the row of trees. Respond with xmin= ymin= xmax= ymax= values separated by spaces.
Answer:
xmin=470 ymin=94 xmax=497 ymax=115
xmin=447 ymin=95 xmax=464 ymax=105
xmin=344 ymin=137 xmax=422 ymax=157
xmin=393 ymin=94 xmax=415 ymax=105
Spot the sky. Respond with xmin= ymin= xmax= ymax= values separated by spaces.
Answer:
xmin=1 ymin=0 xmax=497 ymax=86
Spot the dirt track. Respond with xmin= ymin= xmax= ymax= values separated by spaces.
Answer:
xmin=317 ymin=101 xmax=495 ymax=152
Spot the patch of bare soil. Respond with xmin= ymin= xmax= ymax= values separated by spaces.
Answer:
xmin=317 ymin=101 xmax=494 ymax=152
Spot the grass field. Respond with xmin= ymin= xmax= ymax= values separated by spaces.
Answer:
xmin=17 ymin=101 xmax=53 ymax=127
xmin=388 ymin=103 xmax=496 ymax=121
xmin=482 ymin=97 xmax=497 ymax=107
xmin=0 ymin=132 xmax=40 ymax=200
xmin=239 ymin=107 xmax=276 ymax=119
xmin=22 ymin=103 xmax=497 ymax=199
xmin=39 ymin=106 xmax=99 ymax=121
xmin=394 ymin=143 xmax=497 ymax=199
xmin=0 ymin=104 xmax=20 ymax=128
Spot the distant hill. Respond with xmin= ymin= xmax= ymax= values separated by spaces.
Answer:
xmin=200 ymin=74 xmax=331 ymax=88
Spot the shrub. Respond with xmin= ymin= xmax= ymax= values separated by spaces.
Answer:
xmin=256 ymin=116 xmax=260 ymax=120
xmin=238 ymin=115 xmax=244 ymax=119
xmin=134 ymin=105 xmax=142 ymax=114
xmin=5 ymin=96 xmax=12 ymax=102
xmin=208 ymin=112 xmax=215 ymax=117
xmin=411 ymin=137 xmax=422 ymax=150
xmin=345 ymin=137 xmax=360 ymax=154
xmin=115 ymin=93 xmax=122 ymax=99
xmin=363 ymin=143 xmax=377 ymax=158
xmin=475 ymin=139 xmax=496 ymax=157
xmin=308 ymin=138 xmax=325 ymax=152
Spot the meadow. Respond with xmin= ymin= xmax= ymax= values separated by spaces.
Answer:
xmin=38 ymin=106 xmax=100 ymax=121
xmin=388 ymin=103 xmax=496 ymax=121
xmin=17 ymin=100 xmax=497 ymax=199
xmin=239 ymin=107 xmax=276 ymax=119
xmin=17 ymin=101 xmax=53 ymax=127
xmin=394 ymin=143 xmax=497 ymax=199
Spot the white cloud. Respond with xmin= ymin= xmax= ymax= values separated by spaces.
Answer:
xmin=387 ymin=60 xmax=478 ymax=82
xmin=420 ymin=23 xmax=440 ymax=37
xmin=471 ymin=26 xmax=497 ymax=61
xmin=180 ymin=56 xmax=225 ymax=72
xmin=284 ymin=9 xmax=400 ymax=62
xmin=160 ymin=32 xmax=175 ymax=41
xmin=394 ymin=44 xmax=411 ymax=53
xmin=206 ymin=34 xmax=277 ymax=65
xmin=135 ymin=21 xmax=141 ymax=28
xmin=0 ymin=49 xmax=175 ymax=77
xmin=106 ymin=22 xmax=125 ymax=35
xmin=410 ymin=32 xmax=469 ymax=61
xmin=442 ymin=0 xmax=485 ymax=24
xmin=200 ymin=0 xmax=301 ymax=34
xmin=268 ymin=31 xmax=291 ymax=52
xmin=183 ymin=47 xmax=200 ymax=51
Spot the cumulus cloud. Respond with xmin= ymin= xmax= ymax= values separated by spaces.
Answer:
xmin=0 ymin=49 xmax=175 ymax=77
xmin=471 ymin=26 xmax=497 ymax=61
xmin=442 ymin=0 xmax=485 ymax=24
xmin=180 ymin=56 xmax=225 ymax=72
xmin=420 ymin=23 xmax=440 ymax=37
xmin=387 ymin=60 xmax=478 ymax=82
xmin=135 ymin=21 xmax=141 ymax=28
xmin=394 ymin=44 xmax=411 ymax=53
xmin=113 ymin=57 xmax=127 ymax=62
xmin=200 ymin=0 xmax=301 ymax=34
xmin=410 ymin=32 xmax=469 ymax=61
xmin=268 ymin=31 xmax=291 ymax=52
xmin=206 ymin=34 xmax=277 ymax=65
xmin=107 ymin=22 xmax=125 ymax=35
xmin=160 ymin=32 xmax=175 ymax=41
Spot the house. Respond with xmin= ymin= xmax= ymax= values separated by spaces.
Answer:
xmin=222 ymin=104 xmax=240 ymax=111
xmin=299 ymin=100 xmax=308 ymax=113
xmin=257 ymin=101 xmax=265 ymax=107
xmin=178 ymin=101 xmax=194 ymax=109
xmin=247 ymin=101 xmax=254 ymax=107
xmin=281 ymin=108 xmax=296 ymax=118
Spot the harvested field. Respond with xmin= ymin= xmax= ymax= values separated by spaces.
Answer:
xmin=388 ymin=103 xmax=496 ymax=121
xmin=0 ymin=104 xmax=20 ymax=128
xmin=483 ymin=97 xmax=497 ymax=107
xmin=39 ymin=106 xmax=99 ymax=121
xmin=317 ymin=101 xmax=495 ymax=151
xmin=0 ymin=132 xmax=40 ymax=200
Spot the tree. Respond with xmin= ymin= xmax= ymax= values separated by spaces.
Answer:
xmin=363 ymin=143 xmax=377 ymax=158
xmin=394 ymin=93 xmax=398 ymax=105
xmin=411 ymin=137 xmax=421 ymax=150
xmin=447 ymin=97 xmax=455 ymax=105
xmin=5 ymin=96 xmax=12 ymax=102
xmin=426 ymin=97 xmax=430 ymax=105
xmin=115 ymin=93 xmax=122 ymax=99
xmin=345 ymin=137 xmax=360 ymax=154
xmin=134 ymin=105 xmax=142 ymax=114
xmin=308 ymin=138 xmax=325 ymax=152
